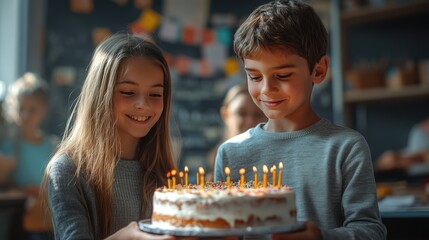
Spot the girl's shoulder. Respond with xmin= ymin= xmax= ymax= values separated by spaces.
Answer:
xmin=49 ymin=154 xmax=77 ymax=176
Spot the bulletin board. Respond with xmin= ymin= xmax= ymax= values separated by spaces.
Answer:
xmin=44 ymin=0 xmax=277 ymax=182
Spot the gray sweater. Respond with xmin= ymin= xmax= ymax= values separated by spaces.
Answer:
xmin=214 ymin=119 xmax=386 ymax=240
xmin=48 ymin=155 xmax=146 ymax=239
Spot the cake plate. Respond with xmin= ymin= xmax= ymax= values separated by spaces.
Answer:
xmin=138 ymin=219 xmax=305 ymax=237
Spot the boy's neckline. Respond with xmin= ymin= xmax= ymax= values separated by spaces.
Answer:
xmin=263 ymin=115 xmax=321 ymax=132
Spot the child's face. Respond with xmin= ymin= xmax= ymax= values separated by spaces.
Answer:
xmin=222 ymin=93 xmax=266 ymax=137
xmin=243 ymin=49 xmax=320 ymax=121
xmin=16 ymin=95 xmax=47 ymax=132
xmin=113 ymin=57 xmax=164 ymax=148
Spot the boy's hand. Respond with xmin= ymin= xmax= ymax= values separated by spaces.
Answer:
xmin=272 ymin=221 xmax=322 ymax=240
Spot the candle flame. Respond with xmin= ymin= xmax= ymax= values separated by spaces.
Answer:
xmin=270 ymin=167 xmax=274 ymax=173
xmin=199 ymin=167 xmax=205 ymax=175
xmin=279 ymin=162 xmax=283 ymax=169
xmin=239 ymin=168 xmax=245 ymax=175
xmin=171 ymin=169 xmax=177 ymax=176
xmin=179 ymin=171 xmax=184 ymax=178
xmin=225 ymin=167 xmax=230 ymax=175
xmin=273 ymin=165 xmax=276 ymax=170
xmin=263 ymin=165 xmax=268 ymax=173
xmin=253 ymin=166 xmax=257 ymax=173
xmin=166 ymin=171 xmax=171 ymax=178
xmin=184 ymin=166 xmax=189 ymax=173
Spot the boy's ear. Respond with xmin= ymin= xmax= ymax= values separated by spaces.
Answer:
xmin=312 ymin=55 xmax=329 ymax=84
xmin=220 ymin=106 xmax=228 ymax=122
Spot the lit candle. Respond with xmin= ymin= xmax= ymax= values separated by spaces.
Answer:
xmin=179 ymin=171 xmax=184 ymax=185
xmin=184 ymin=166 xmax=189 ymax=189
xmin=196 ymin=170 xmax=200 ymax=185
xmin=278 ymin=162 xmax=283 ymax=189
xmin=263 ymin=165 xmax=268 ymax=190
xmin=239 ymin=168 xmax=246 ymax=189
xmin=271 ymin=165 xmax=277 ymax=188
xmin=171 ymin=169 xmax=177 ymax=189
xmin=166 ymin=171 xmax=171 ymax=190
xmin=199 ymin=167 xmax=205 ymax=190
xmin=253 ymin=166 xmax=258 ymax=188
xmin=225 ymin=167 xmax=231 ymax=190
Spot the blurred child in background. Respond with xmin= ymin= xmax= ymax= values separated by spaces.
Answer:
xmin=1 ymin=72 xmax=57 ymax=240
xmin=207 ymin=83 xmax=267 ymax=181
xmin=377 ymin=118 xmax=429 ymax=171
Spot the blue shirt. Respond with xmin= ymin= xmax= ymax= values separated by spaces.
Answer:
xmin=1 ymin=135 xmax=56 ymax=186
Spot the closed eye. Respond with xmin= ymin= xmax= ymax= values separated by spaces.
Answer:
xmin=247 ymin=74 xmax=261 ymax=81
xmin=277 ymin=73 xmax=292 ymax=79
xmin=150 ymin=93 xmax=163 ymax=97
xmin=119 ymin=91 xmax=134 ymax=96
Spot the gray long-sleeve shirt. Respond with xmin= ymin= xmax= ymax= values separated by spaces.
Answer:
xmin=214 ymin=118 xmax=387 ymax=240
xmin=48 ymin=155 xmax=146 ymax=239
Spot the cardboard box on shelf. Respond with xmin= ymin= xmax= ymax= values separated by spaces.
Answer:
xmin=419 ymin=59 xmax=429 ymax=86
xmin=386 ymin=61 xmax=418 ymax=89
xmin=346 ymin=69 xmax=385 ymax=90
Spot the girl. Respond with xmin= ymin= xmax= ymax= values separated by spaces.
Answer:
xmin=43 ymin=34 xmax=175 ymax=239
xmin=207 ymin=84 xmax=266 ymax=181
xmin=1 ymin=72 xmax=57 ymax=240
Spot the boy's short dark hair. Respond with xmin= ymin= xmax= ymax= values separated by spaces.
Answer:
xmin=234 ymin=0 xmax=328 ymax=73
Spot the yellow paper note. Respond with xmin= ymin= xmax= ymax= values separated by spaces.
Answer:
xmin=224 ymin=57 xmax=240 ymax=76
xmin=137 ymin=9 xmax=161 ymax=32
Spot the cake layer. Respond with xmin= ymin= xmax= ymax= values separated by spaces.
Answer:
xmin=152 ymin=183 xmax=296 ymax=229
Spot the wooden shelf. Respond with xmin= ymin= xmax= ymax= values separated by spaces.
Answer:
xmin=341 ymin=0 xmax=429 ymax=26
xmin=344 ymin=85 xmax=429 ymax=103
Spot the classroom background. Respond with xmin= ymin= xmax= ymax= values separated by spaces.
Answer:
xmin=0 ymin=0 xmax=428 ymax=239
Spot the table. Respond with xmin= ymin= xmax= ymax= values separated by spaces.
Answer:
xmin=377 ymin=182 xmax=429 ymax=240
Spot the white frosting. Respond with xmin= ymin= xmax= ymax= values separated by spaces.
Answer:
xmin=152 ymin=186 xmax=296 ymax=228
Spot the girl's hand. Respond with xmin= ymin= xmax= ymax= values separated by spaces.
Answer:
xmin=106 ymin=221 xmax=175 ymax=240
xmin=272 ymin=221 xmax=322 ymax=240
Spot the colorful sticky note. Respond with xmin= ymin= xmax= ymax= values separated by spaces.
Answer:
xmin=215 ymin=27 xmax=232 ymax=45
xmin=224 ymin=57 xmax=240 ymax=76
xmin=199 ymin=59 xmax=213 ymax=77
xmin=159 ymin=18 xmax=180 ymax=43
xmin=202 ymin=28 xmax=215 ymax=45
xmin=137 ymin=9 xmax=161 ymax=32
xmin=92 ymin=28 xmax=112 ymax=46
xmin=174 ymin=55 xmax=190 ymax=75
xmin=70 ymin=0 xmax=93 ymax=14
xmin=181 ymin=25 xmax=201 ymax=45
xmin=129 ymin=21 xmax=146 ymax=34
xmin=211 ymin=14 xmax=237 ymax=27
xmin=202 ymin=43 xmax=227 ymax=71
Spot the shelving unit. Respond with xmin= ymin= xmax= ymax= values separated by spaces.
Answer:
xmin=344 ymin=85 xmax=429 ymax=103
xmin=341 ymin=0 xmax=429 ymax=26
xmin=336 ymin=0 xmax=429 ymax=158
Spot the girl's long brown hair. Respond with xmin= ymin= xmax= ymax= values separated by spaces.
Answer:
xmin=42 ymin=33 xmax=175 ymax=237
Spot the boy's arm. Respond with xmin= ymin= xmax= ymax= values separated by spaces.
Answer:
xmin=321 ymin=138 xmax=386 ymax=240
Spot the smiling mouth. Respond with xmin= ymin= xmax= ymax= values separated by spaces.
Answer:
xmin=128 ymin=115 xmax=151 ymax=122
xmin=262 ymin=99 xmax=284 ymax=107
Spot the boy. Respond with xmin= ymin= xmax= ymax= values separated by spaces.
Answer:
xmin=214 ymin=0 xmax=387 ymax=239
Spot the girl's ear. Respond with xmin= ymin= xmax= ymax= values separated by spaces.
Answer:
xmin=220 ymin=106 xmax=228 ymax=122
xmin=312 ymin=55 xmax=329 ymax=84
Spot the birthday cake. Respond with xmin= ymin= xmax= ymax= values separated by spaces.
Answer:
xmin=151 ymin=182 xmax=296 ymax=229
